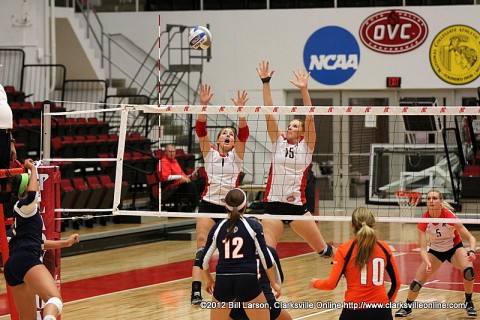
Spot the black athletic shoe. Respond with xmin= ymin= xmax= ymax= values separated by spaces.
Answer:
xmin=466 ymin=301 xmax=477 ymax=316
xmin=395 ymin=307 xmax=412 ymax=317
xmin=191 ymin=292 xmax=202 ymax=306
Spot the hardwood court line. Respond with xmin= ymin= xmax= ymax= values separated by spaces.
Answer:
xmin=0 ymin=241 xmax=317 ymax=316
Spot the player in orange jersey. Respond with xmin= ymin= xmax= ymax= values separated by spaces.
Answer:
xmin=310 ymin=207 xmax=401 ymax=320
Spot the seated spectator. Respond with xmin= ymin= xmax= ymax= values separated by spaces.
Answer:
xmin=159 ymin=144 xmax=204 ymax=211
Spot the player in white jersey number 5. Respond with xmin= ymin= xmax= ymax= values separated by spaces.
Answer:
xmin=395 ymin=189 xmax=477 ymax=317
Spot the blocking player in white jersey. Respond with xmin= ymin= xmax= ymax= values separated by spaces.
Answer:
xmin=256 ymin=60 xmax=334 ymax=259
xmin=190 ymin=84 xmax=250 ymax=306
xmin=395 ymin=189 xmax=477 ymax=317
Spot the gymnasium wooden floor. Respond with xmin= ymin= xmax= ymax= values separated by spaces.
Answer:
xmin=0 ymin=218 xmax=479 ymax=319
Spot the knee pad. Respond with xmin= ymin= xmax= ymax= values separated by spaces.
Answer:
xmin=45 ymin=297 xmax=63 ymax=315
xmin=193 ymin=247 xmax=204 ymax=267
xmin=410 ymin=280 xmax=423 ymax=292
xmin=464 ymin=266 xmax=475 ymax=281
xmin=43 ymin=316 xmax=56 ymax=320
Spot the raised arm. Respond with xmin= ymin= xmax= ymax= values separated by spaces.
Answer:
xmin=290 ymin=69 xmax=316 ymax=151
xmin=24 ymin=159 xmax=39 ymax=192
xmin=196 ymin=84 xmax=214 ymax=158
xmin=231 ymin=90 xmax=249 ymax=160
xmin=257 ymin=60 xmax=281 ymax=143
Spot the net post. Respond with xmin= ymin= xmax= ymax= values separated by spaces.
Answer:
xmin=113 ymin=107 xmax=128 ymax=211
xmin=42 ymin=101 xmax=52 ymax=165
xmin=158 ymin=14 xmax=161 ymax=106
xmin=157 ymin=16 xmax=162 ymax=210
xmin=35 ymin=165 xmax=62 ymax=318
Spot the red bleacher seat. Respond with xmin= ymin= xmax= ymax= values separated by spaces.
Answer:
xmin=71 ymin=177 xmax=93 ymax=209
xmin=87 ymin=117 xmax=109 ymax=135
xmin=99 ymin=175 xmax=129 ymax=209
xmin=4 ymin=86 xmax=15 ymax=93
xmin=75 ymin=117 xmax=88 ymax=135
xmin=60 ymin=179 xmax=78 ymax=209
xmin=85 ymin=135 xmax=99 ymax=158
xmin=83 ymin=175 xmax=103 ymax=209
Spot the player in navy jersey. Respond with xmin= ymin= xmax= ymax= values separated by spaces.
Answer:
xmin=395 ymin=189 xmax=477 ymax=317
xmin=190 ymin=85 xmax=250 ymax=305
xmin=200 ymin=188 xmax=281 ymax=320
xmin=256 ymin=60 xmax=334 ymax=259
xmin=3 ymin=159 xmax=64 ymax=320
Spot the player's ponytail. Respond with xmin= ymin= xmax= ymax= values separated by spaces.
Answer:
xmin=225 ymin=188 xmax=247 ymax=240
xmin=351 ymin=207 xmax=377 ymax=268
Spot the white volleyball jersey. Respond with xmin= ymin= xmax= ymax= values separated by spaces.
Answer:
xmin=418 ymin=208 xmax=462 ymax=252
xmin=202 ymin=146 xmax=243 ymax=206
xmin=264 ymin=135 xmax=312 ymax=205
xmin=0 ymin=84 xmax=13 ymax=129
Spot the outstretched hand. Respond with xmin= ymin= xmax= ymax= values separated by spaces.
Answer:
xmin=24 ymin=158 xmax=35 ymax=170
xmin=231 ymin=90 xmax=249 ymax=106
xmin=289 ymin=69 xmax=310 ymax=90
xmin=256 ymin=60 xmax=275 ymax=80
xmin=199 ymin=84 xmax=214 ymax=105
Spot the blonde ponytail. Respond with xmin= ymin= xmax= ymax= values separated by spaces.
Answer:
xmin=351 ymin=207 xmax=377 ymax=268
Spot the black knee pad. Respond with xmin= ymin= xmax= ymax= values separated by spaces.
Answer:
xmin=193 ymin=247 xmax=204 ymax=267
xmin=464 ymin=266 xmax=475 ymax=281
xmin=410 ymin=280 xmax=422 ymax=292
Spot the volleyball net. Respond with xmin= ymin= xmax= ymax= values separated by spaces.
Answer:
xmin=42 ymin=102 xmax=480 ymax=224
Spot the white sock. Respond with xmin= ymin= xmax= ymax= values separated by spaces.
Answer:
xmin=43 ymin=315 xmax=57 ymax=320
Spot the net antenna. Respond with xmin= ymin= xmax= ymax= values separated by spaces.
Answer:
xmin=395 ymin=190 xmax=421 ymax=217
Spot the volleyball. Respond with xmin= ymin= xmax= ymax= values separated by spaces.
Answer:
xmin=188 ymin=26 xmax=212 ymax=50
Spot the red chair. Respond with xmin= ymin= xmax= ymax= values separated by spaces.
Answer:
xmin=75 ymin=117 xmax=88 ymax=135
xmin=84 ymin=135 xmax=99 ymax=158
xmin=154 ymin=149 xmax=164 ymax=159
xmin=71 ymin=177 xmax=92 ymax=209
xmin=72 ymin=135 xmax=87 ymax=158
xmin=99 ymin=175 xmax=129 ymax=209
xmin=61 ymin=136 xmax=75 ymax=158
xmin=87 ymin=117 xmax=109 ymax=135
xmin=147 ymin=168 xmax=183 ymax=210
xmin=86 ymin=176 xmax=105 ymax=209
xmin=60 ymin=179 xmax=78 ymax=209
